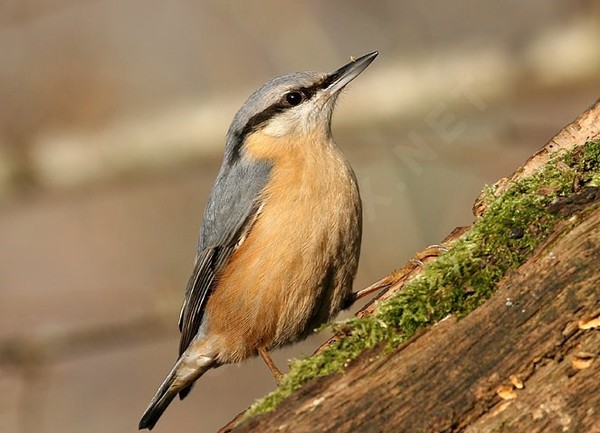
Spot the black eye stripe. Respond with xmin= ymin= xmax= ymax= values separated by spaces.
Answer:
xmin=284 ymin=85 xmax=320 ymax=106
xmin=239 ymin=104 xmax=287 ymax=139
xmin=299 ymin=85 xmax=318 ymax=100
xmin=236 ymin=79 xmax=327 ymax=142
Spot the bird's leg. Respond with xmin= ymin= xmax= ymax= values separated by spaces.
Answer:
xmin=258 ymin=347 xmax=283 ymax=383
xmin=353 ymin=278 xmax=390 ymax=301
xmin=352 ymin=244 xmax=448 ymax=302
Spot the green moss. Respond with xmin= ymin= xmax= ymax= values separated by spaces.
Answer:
xmin=243 ymin=140 xmax=600 ymax=419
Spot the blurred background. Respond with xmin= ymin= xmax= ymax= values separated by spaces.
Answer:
xmin=0 ymin=1 xmax=598 ymax=432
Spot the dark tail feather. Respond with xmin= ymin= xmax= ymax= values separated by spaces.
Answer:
xmin=139 ymin=353 xmax=214 ymax=430
xmin=139 ymin=376 xmax=179 ymax=430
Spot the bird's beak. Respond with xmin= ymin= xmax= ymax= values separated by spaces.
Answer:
xmin=324 ymin=51 xmax=378 ymax=95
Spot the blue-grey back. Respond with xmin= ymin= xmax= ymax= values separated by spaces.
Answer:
xmin=199 ymin=151 xmax=271 ymax=251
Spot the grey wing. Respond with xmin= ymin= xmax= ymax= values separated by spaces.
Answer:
xmin=177 ymin=157 xmax=271 ymax=355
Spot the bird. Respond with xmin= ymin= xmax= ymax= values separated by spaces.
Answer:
xmin=139 ymin=51 xmax=378 ymax=430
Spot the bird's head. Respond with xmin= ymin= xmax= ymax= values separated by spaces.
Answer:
xmin=226 ymin=51 xmax=378 ymax=157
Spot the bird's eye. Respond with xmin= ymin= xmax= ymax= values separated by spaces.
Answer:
xmin=285 ymin=91 xmax=303 ymax=106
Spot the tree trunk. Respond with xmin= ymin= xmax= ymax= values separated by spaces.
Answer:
xmin=224 ymin=99 xmax=600 ymax=433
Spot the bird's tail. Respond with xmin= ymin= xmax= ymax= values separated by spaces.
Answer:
xmin=139 ymin=351 xmax=215 ymax=430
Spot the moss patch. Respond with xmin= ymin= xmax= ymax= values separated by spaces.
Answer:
xmin=244 ymin=140 xmax=600 ymax=419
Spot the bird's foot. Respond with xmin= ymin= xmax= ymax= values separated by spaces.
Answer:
xmin=258 ymin=347 xmax=284 ymax=384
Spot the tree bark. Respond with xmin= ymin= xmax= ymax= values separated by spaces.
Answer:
xmin=225 ymin=99 xmax=600 ymax=433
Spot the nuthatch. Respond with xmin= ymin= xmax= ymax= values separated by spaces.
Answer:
xmin=139 ymin=51 xmax=378 ymax=430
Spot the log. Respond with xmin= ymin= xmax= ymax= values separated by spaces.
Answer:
xmin=223 ymin=99 xmax=600 ymax=433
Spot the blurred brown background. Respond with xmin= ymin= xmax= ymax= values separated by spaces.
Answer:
xmin=0 ymin=1 xmax=599 ymax=432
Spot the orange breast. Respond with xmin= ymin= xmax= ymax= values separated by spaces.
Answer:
xmin=203 ymin=130 xmax=362 ymax=364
